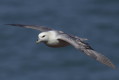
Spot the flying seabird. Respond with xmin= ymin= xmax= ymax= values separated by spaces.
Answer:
xmin=6 ymin=24 xmax=116 ymax=69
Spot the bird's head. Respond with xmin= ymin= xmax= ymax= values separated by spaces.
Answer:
xmin=36 ymin=32 xmax=49 ymax=44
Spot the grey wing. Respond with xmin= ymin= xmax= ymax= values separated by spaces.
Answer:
xmin=57 ymin=33 xmax=115 ymax=69
xmin=69 ymin=34 xmax=88 ymax=41
xmin=5 ymin=24 xmax=53 ymax=32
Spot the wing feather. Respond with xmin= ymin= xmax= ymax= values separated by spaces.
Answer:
xmin=5 ymin=24 xmax=53 ymax=32
xmin=58 ymin=33 xmax=115 ymax=69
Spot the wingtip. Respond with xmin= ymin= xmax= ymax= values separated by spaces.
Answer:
xmin=5 ymin=24 xmax=30 ymax=29
xmin=5 ymin=24 xmax=25 ymax=26
xmin=110 ymin=64 xmax=116 ymax=69
xmin=5 ymin=24 xmax=16 ymax=26
xmin=104 ymin=60 xmax=116 ymax=69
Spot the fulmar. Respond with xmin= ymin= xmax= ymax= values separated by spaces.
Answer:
xmin=6 ymin=24 xmax=116 ymax=69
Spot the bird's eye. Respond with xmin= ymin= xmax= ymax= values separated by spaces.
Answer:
xmin=42 ymin=35 xmax=45 ymax=38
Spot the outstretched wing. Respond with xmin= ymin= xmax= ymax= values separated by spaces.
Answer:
xmin=57 ymin=33 xmax=115 ymax=69
xmin=5 ymin=24 xmax=53 ymax=32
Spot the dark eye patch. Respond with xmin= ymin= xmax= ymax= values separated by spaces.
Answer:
xmin=42 ymin=35 xmax=45 ymax=38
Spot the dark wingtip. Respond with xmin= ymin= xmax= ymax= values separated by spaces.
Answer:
xmin=5 ymin=24 xmax=26 ymax=27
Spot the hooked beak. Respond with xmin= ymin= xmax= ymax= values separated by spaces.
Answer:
xmin=36 ymin=39 xmax=41 ymax=44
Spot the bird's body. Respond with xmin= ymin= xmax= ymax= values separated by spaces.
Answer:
xmin=6 ymin=24 xmax=116 ymax=69
xmin=40 ymin=31 xmax=69 ymax=47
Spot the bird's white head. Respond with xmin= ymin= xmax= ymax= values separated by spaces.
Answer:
xmin=36 ymin=32 xmax=49 ymax=44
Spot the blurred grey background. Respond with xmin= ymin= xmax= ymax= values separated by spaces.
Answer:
xmin=0 ymin=0 xmax=119 ymax=80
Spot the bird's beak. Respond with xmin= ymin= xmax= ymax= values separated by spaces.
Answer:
xmin=36 ymin=39 xmax=41 ymax=44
